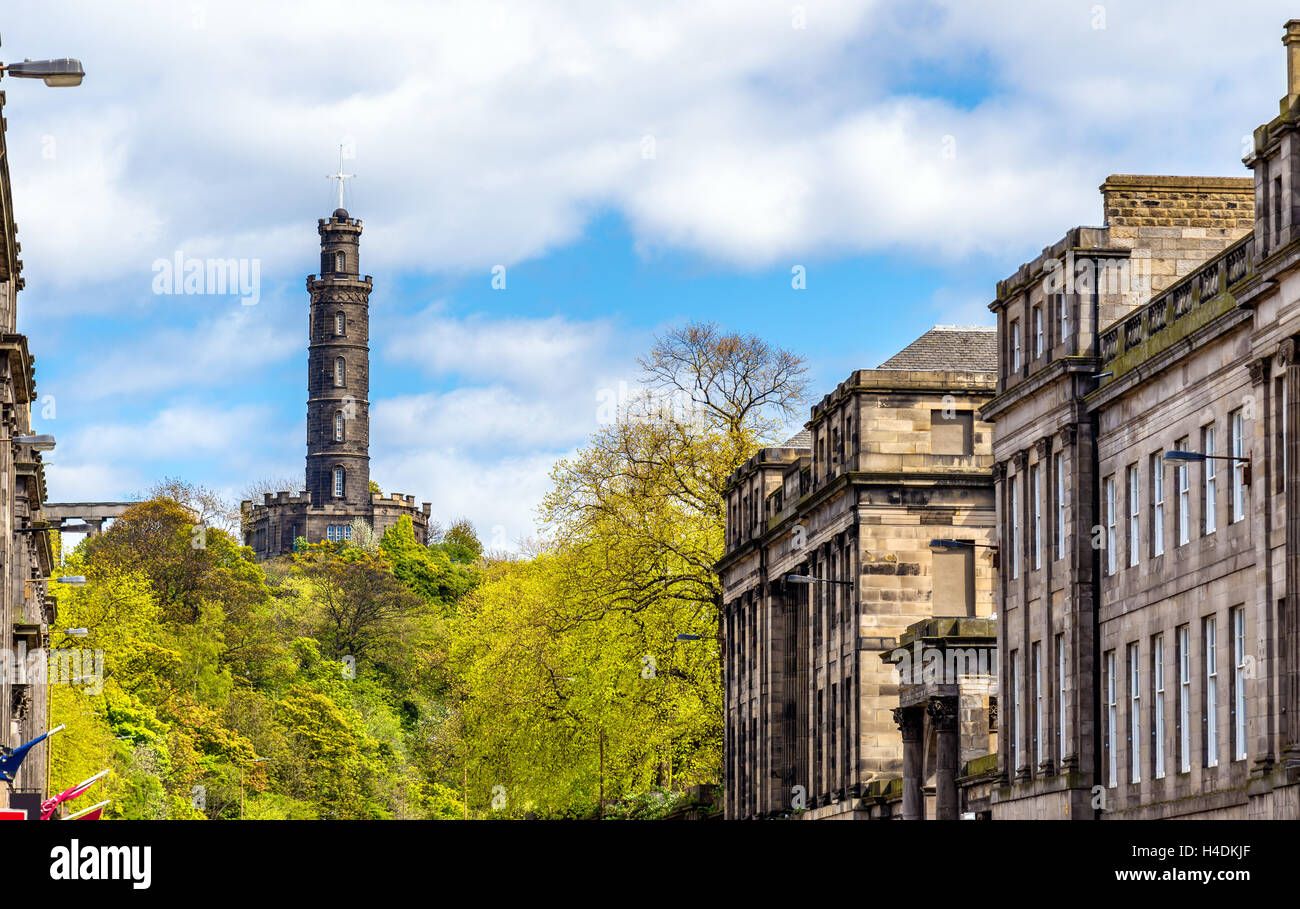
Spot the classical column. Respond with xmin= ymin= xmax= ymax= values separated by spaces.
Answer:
xmin=894 ymin=705 xmax=924 ymax=820
xmin=928 ymin=695 xmax=960 ymax=820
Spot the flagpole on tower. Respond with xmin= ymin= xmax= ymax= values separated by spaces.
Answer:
xmin=327 ymin=145 xmax=355 ymax=211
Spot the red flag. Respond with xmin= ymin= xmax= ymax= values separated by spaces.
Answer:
xmin=41 ymin=769 xmax=109 ymax=820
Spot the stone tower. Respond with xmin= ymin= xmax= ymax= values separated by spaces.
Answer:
xmin=306 ymin=208 xmax=371 ymax=507
xmin=240 ymin=205 xmax=430 ymax=559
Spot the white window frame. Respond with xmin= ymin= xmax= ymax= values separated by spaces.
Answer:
xmin=333 ymin=467 xmax=345 ymax=498
xmin=1034 ymin=642 xmax=1043 ymax=767
xmin=1128 ymin=465 xmax=1139 ymax=567
xmin=1055 ymin=452 xmax=1065 ymax=561
xmin=335 ymin=311 xmax=345 ymax=335
xmin=1011 ymin=650 xmax=1021 ymax=773
xmin=1231 ymin=410 xmax=1245 ymax=523
xmin=1177 ymin=438 xmax=1190 ymax=546
xmin=1034 ymin=306 xmax=1044 ymax=358
xmin=1106 ymin=650 xmax=1117 ymax=787
xmin=1010 ymin=476 xmax=1020 ymax=581
xmin=1153 ymin=455 xmax=1165 ymax=557
xmin=1105 ymin=476 xmax=1117 ymax=576
xmin=335 ymin=357 xmax=346 ymax=387
xmin=1032 ymin=463 xmax=1042 ymax=571
xmin=1154 ymin=634 xmax=1166 ymax=779
xmin=1233 ymin=607 xmax=1247 ymax=762
xmin=334 ymin=411 xmax=344 ymax=442
xmin=1204 ymin=425 xmax=1217 ymax=535
xmin=1179 ymin=626 xmax=1191 ymax=773
xmin=336 ymin=251 xmax=346 ymax=272
xmin=1059 ymin=294 xmax=1069 ymax=342
xmin=1129 ymin=643 xmax=1141 ymax=783
xmin=1206 ymin=617 xmax=1219 ymax=768
xmin=1056 ymin=633 xmax=1067 ymax=765
xmin=1011 ymin=320 xmax=1021 ymax=372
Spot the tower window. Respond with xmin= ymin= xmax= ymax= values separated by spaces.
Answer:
xmin=333 ymin=467 xmax=345 ymax=498
xmin=335 ymin=357 xmax=345 ymax=387
xmin=335 ymin=312 xmax=345 ymax=336
xmin=334 ymin=411 xmax=344 ymax=442
xmin=336 ymin=251 xmax=346 ymax=273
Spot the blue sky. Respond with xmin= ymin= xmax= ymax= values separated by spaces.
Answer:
xmin=2 ymin=0 xmax=1294 ymax=547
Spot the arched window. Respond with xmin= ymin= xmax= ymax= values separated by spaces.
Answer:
xmin=334 ymin=357 xmax=345 ymax=387
xmin=334 ymin=411 xmax=344 ymax=441
xmin=333 ymin=467 xmax=345 ymax=498
xmin=335 ymin=312 xmax=345 ymax=335
xmin=336 ymin=251 xmax=346 ymax=273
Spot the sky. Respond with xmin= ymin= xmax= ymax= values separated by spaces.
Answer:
xmin=1 ymin=0 xmax=1294 ymax=550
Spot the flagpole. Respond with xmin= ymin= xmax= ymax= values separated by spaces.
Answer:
xmin=63 ymin=798 xmax=109 ymax=821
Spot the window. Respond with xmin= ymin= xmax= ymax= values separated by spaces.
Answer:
xmin=1176 ymin=437 xmax=1190 ymax=546
xmin=1034 ymin=642 xmax=1043 ymax=767
xmin=1152 ymin=454 xmax=1165 ymax=557
xmin=336 ymin=251 xmax=346 ymax=272
xmin=1178 ymin=626 xmax=1191 ymax=773
xmin=1033 ymin=306 xmax=1044 ymax=358
xmin=1010 ymin=476 xmax=1020 ymax=580
xmin=1011 ymin=320 xmax=1021 ymax=372
xmin=335 ymin=357 xmax=346 ymax=387
xmin=1128 ymin=643 xmax=1141 ymax=783
xmin=1233 ymin=607 xmax=1247 ymax=762
xmin=931 ymin=410 xmax=973 ymax=456
xmin=1055 ymin=451 xmax=1065 ymax=561
xmin=1205 ymin=616 xmax=1219 ymax=768
xmin=1104 ymin=476 xmax=1117 ymax=576
xmin=1106 ymin=650 xmax=1117 ymax=787
xmin=334 ymin=411 xmax=344 ymax=442
xmin=1011 ymin=650 xmax=1021 ymax=773
xmin=933 ymin=539 xmax=975 ymax=617
xmin=333 ymin=467 xmax=345 ymax=498
xmin=1153 ymin=634 xmax=1166 ymax=779
xmin=1204 ymin=425 xmax=1217 ymax=535
xmin=1032 ymin=463 xmax=1042 ymax=570
xmin=325 ymin=524 xmax=353 ymax=542
xmin=1059 ymin=295 xmax=1069 ymax=344
xmin=335 ymin=312 xmax=345 ymax=335
xmin=1056 ymin=633 xmax=1067 ymax=764
xmin=1231 ymin=410 xmax=1245 ymax=523
xmin=1127 ymin=465 xmax=1139 ymax=567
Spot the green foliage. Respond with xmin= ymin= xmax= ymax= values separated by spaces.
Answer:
xmin=49 ymin=490 xmax=482 ymax=820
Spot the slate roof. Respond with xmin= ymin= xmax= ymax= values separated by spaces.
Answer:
xmin=780 ymin=429 xmax=812 ymax=449
xmin=877 ymin=325 xmax=997 ymax=372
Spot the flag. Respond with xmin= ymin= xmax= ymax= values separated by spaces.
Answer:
xmin=41 ymin=769 xmax=109 ymax=820
xmin=0 ymin=725 xmax=65 ymax=782
xmin=64 ymin=799 xmax=109 ymax=821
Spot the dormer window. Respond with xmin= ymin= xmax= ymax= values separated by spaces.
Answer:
xmin=335 ymin=357 xmax=345 ymax=387
xmin=335 ymin=312 xmax=345 ymax=335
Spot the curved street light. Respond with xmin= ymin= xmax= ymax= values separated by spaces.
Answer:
xmin=0 ymin=57 xmax=84 ymax=87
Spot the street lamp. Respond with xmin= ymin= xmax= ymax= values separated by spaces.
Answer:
xmin=784 ymin=573 xmax=853 ymax=587
xmin=1163 ymin=449 xmax=1251 ymax=485
xmin=0 ymin=57 xmax=85 ymax=87
xmin=929 ymin=539 xmax=1000 ymax=569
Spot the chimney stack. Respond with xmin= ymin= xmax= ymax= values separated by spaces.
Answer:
xmin=1284 ymin=20 xmax=1300 ymax=106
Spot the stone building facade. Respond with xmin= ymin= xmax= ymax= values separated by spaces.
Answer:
xmin=717 ymin=327 xmax=997 ymax=819
xmin=979 ymin=21 xmax=1300 ymax=821
xmin=0 ymin=89 xmax=59 ymax=814
xmin=242 ymin=209 xmax=429 ymax=557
